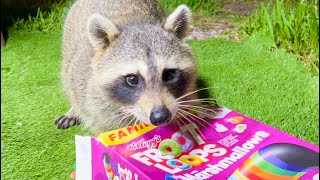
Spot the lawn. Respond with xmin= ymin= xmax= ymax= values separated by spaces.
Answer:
xmin=1 ymin=30 xmax=319 ymax=179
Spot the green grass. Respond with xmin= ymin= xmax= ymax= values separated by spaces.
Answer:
xmin=9 ymin=0 xmax=222 ymax=33
xmin=191 ymin=32 xmax=319 ymax=143
xmin=236 ymin=0 xmax=319 ymax=74
xmin=1 ymin=30 xmax=318 ymax=179
xmin=1 ymin=32 xmax=89 ymax=179
xmin=11 ymin=0 xmax=73 ymax=32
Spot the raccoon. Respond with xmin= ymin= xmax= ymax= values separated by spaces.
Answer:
xmin=55 ymin=0 xmax=200 ymax=135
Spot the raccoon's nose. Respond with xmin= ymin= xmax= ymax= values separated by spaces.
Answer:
xmin=150 ymin=106 xmax=172 ymax=126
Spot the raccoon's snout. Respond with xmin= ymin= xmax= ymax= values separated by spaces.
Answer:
xmin=150 ymin=106 xmax=172 ymax=126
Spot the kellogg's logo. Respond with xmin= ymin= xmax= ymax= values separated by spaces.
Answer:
xmin=126 ymin=135 xmax=162 ymax=151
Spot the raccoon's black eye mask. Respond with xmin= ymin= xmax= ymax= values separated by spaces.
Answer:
xmin=163 ymin=68 xmax=189 ymax=98
xmin=108 ymin=74 xmax=145 ymax=104
xmin=162 ymin=69 xmax=180 ymax=83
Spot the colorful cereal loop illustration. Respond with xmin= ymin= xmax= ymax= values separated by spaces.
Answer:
xmin=158 ymin=139 xmax=182 ymax=156
xmin=171 ymin=132 xmax=194 ymax=152
xmin=103 ymin=153 xmax=114 ymax=180
xmin=228 ymin=143 xmax=319 ymax=180
xmin=165 ymin=174 xmax=179 ymax=180
xmin=166 ymin=159 xmax=191 ymax=170
xmin=180 ymin=155 xmax=203 ymax=166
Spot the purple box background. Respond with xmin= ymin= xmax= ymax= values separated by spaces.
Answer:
xmin=77 ymin=107 xmax=319 ymax=180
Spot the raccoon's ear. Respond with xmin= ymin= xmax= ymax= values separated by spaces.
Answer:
xmin=164 ymin=5 xmax=191 ymax=39
xmin=87 ymin=14 xmax=119 ymax=50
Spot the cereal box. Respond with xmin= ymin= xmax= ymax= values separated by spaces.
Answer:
xmin=75 ymin=107 xmax=319 ymax=180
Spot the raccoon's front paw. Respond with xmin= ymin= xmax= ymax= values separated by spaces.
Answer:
xmin=54 ymin=115 xmax=80 ymax=129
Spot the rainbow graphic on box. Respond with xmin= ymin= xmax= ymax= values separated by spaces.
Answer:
xmin=75 ymin=107 xmax=319 ymax=180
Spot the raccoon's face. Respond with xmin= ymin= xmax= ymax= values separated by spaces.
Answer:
xmin=87 ymin=5 xmax=197 ymax=127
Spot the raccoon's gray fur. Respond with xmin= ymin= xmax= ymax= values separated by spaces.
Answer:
xmin=55 ymin=0 xmax=198 ymax=135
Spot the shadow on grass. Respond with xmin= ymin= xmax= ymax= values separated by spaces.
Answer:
xmin=196 ymin=77 xmax=218 ymax=106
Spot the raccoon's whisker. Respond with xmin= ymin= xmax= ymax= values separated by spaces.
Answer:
xmin=177 ymin=110 xmax=204 ymax=130
xmin=178 ymin=110 xmax=206 ymax=129
xmin=108 ymin=106 xmax=133 ymax=121
xmin=171 ymin=114 xmax=181 ymax=128
xmin=175 ymin=118 xmax=183 ymax=128
xmin=109 ymin=111 xmax=128 ymax=121
xmin=110 ymin=112 xmax=132 ymax=129
xmin=177 ymin=111 xmax=189 ymax=125
xmin=130 ymin=117 xmax=139 ymax=127
xmin=179 ymin=109 xmax=224 ymax=138
xmin=118 ymin=114 xmax=134 ymax=128
xmin=109 ymin=105 xmax=136 ymax=128
xmin=179 ymin=108 xmax=220 ymax=138
xmin=96 ymin=111 xmax=126 ymax=129
xmin=179 ymin=103 xmax=217 ymax=111
xmin=191 ymin=117 xmax=224 ymax=139
xmin=175 ymin=87 xmax=215 ymax=102
xmin=177 ymin=98 xmax=217 ymax=104
xmin=109 ymin=111 xmax=130 ymax=125
xmin=179 ymin=107 xmax=215 ymax=120
xmin=177 ymin=97 xmax=216 ymax=102
xmin=176 ymin=87 xmax=215 ymax=101
xmin=178 ymin=105 xmax=217 ymax=117
xmin=179 ymin=100 xmax=216 ymax=106
xmin=133 ymin=118 xmax=140 ymax=126
xmin=172 ymin=118 xmax=181 ymax=130
xmin=128 ymin=114 xmax=138 ymax=126
xmin=179 ymin=109 xmax=215 ymax=129
xmin=126 ymin=116 xmax=136 ymax=126
xmin=177 ymin=110 xmax=207 ymax=138
xmin=110 ymin=105 xmax=132 ymax=114
xmin=176 ymin=112 xmax=190 ymax=129
xmin=177 ymin=111 xmax=198 ymax=129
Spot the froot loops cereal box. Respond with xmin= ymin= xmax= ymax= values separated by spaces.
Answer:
xmin=75 ymin=107 xmax=319 ymax=180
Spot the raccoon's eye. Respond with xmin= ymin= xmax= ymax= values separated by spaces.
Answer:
xmin=126 ymin=74 xmax=139 ymax=86
xmin=162 ymin=69 xmax=179 ymax=82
